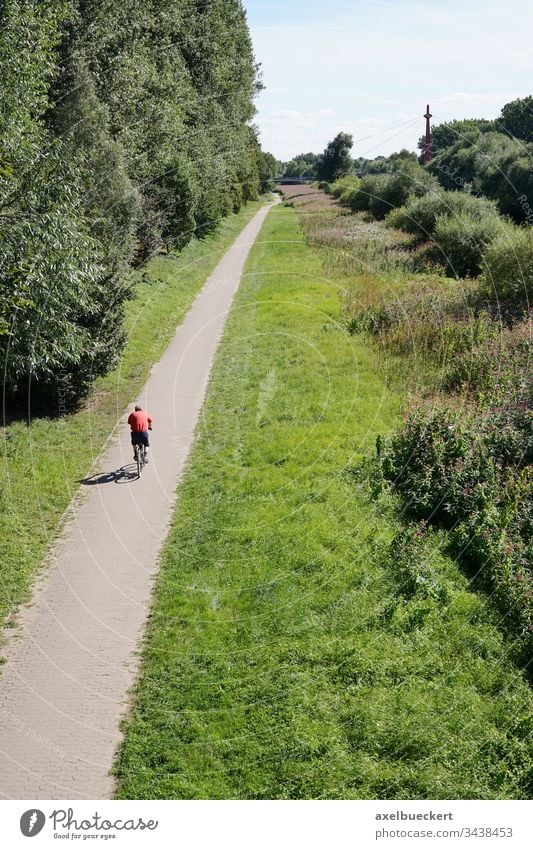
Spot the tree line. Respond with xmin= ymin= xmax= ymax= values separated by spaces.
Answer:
xmin=0 ymin=0 xmax=265 ymax=406
xmin=418 ymin=97 xmax=533 ymax=223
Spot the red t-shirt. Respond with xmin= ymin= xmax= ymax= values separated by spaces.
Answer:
xmin=128 ymin=410 xmax=153 ymax=432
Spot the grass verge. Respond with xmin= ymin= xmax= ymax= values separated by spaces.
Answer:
xmin=114 ymin=206 xmax=532 ymax=800
xmin=0 ymin=198 xmax=267 ymax=631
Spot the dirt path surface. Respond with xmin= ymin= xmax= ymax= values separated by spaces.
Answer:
xmin=0 ymin=199 xmax=275 ymax=800
xmin=277 ymin=183 xmax=340 ymax=210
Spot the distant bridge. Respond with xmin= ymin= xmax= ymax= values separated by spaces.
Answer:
xmin=277 ymin=177 xmax=314 ymax=185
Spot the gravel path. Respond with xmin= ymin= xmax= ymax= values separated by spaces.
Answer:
xmin=0 ymin=200 xmax=275 ymax=800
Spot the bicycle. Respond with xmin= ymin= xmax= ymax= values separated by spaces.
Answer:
xmin=134 ymin=443 xmax=147 ymax=478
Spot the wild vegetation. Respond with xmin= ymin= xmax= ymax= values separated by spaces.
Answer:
xmin=0 ymin=0 xmax=264 ymax=407
xmin=318 ymin=146 xmax=532 ymax=663
xmin=416 ymin=99 xmax=533 ymax=224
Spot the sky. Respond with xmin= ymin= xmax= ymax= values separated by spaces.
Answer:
xmin=243 ymin=0 xmax=533 ymax=161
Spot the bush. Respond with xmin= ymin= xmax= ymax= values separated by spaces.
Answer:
xmin=381 ymin=406 xmax=498 ymax=526
xmin=452 ymin=497 xmax=532 ymax=655
xmin=368 ymin=164 xmax=438 ymax=220
xmin=481 ymin=226 xmax=533 ymax=302
xmin=345 ymin=174 xmax=384 ymax=212
xmin=388 ymin=524 xmax=448 ymax=601
xmin=379 ymin=403 xmax=533 ymax=654
xmin=338 ymin=188 xmax=363 ymax=211
xmin=386 ymin=191 xmax=501 ymax=243
xmin=430 ymin=212 xmax=502 ymax=278
xmin=443 ymin=317 xmax=532 ymax=395
xmin=329 ymin=175 xmax=360 ymax=198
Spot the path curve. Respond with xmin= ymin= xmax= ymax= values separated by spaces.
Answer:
xmin=0 ymin=199 xmax=275 ymax=799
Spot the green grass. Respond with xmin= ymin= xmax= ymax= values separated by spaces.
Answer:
xmin=0 ymin=198 xmax=267 ymax=630
xmin=114 ymin=206 xmax=532 ymax=800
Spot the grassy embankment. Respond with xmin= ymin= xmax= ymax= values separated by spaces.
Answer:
xmin=114 ymin=205 xmax=532 ymax=800
xmin=305 ymin=194 xmax=532 ymax=662
xmin=0 ymin=199 xmax=267 ymax=632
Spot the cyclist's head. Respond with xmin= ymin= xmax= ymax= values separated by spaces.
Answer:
xmin=135 ymin=405 xmax=143 ymax=411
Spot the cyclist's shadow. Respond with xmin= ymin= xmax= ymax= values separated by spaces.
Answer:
xmin=80 ymin=464 xmax=138 ymax=486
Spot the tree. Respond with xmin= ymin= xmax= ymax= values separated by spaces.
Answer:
xmin=258 ymin=152 xmax=281 ymax=192
xmin=281 ymin=153 xmax=319 ymax=180
xmin=498 ymin=96 xmax=533 ymax=142
xmin=316 ymin=133 xmax=353 ymax=182
xmin=428 ymin=130 xmax=533 ymax=223
xmin=0 ymin=0 xmax=264 ymax=407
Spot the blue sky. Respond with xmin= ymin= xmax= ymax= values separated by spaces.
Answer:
xmin=243 ymin=0 xmax=532 ymax=160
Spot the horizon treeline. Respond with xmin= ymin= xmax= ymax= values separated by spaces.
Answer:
xmin=0 ymin=0 xmax=262 ymax=406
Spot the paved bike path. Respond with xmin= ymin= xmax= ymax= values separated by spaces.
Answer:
xmin=0 ymin=200 xmax=275 ymax=799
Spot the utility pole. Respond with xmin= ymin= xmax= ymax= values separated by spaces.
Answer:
xmin=424 ymin=104 xmax=432 ymax=162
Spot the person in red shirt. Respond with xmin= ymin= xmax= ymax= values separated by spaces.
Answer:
xmin=128 ymin=405 xmax=153 ymax=463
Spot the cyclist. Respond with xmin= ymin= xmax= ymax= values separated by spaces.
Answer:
xmin=128 ymin=405 xmax=153 ymax=464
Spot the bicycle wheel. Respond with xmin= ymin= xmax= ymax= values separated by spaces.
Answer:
xmin=136 ymin=445 xmax=142 ymax=478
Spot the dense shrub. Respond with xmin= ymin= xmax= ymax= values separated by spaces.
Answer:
xmin=368 ymin=163 xmax=438 ymax=220
xmin=443 ymin=318 xmax=532 ymax=395
xmin=329 ymin=176 xmax=360 ymax=198
xmin=417 ymin=119 xmax=496 ymax=159
xmin=430 ymin=212 xmax=502 ymax=278
xmin=388 ymin=524 xmax=448 ymax=602
xmin=427 ymin=120 xmax=533 ymax=224
xmin=379 ymin=403 xmax=532 ymax=654
xmin=386 ymin=191 xmax=501 ymax=243
xmin=452 ymin=474 xmax=532 ymax=650
xmin=340 ymin=186 xmax=362 ymax=208
xmin=344 ymin=174 xmax=384 ymax=212
xmin=481 ymin=227 xmax=533 ymax=302
xmin=381 ymin=406 xmax=498 ymax=525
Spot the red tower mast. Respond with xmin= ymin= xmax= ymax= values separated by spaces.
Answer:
xmin=424 ymin=104 xmax=432 ymax=162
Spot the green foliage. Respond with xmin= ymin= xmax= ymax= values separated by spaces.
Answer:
xmin=0 ymin=154 xmax=111 ymax=400
xmin=386 ymin=191 xmax=501 ymax=243
xmin=443 ymin=319 xmax=531 ymax=396
xmin=0 ymin=1 xmax=107 ymax=400
xmin=428 ymin=127 xmax=533 ymax=224
xmin=381 ymin=399 xmax=533 ymax=649
xmin=380 ymin=403 xmax=532 ymax=655
xmin=282 ymin=152 xmax=320 ymax=180
xmin=415 ymin=99 xmax=533 ymax=223
xmin=498 ymin=96 xmax=533 ymax=142
xmin=343 ymin=174 xmax=383 ymax=211
xmin=368 ymin=163 xmax=438 ymax=220
xmin=328 ymin=175 xmax=360 ymax=198
xmin=316 ymin=132 xmax=353 ymax=182
xmin=354 ymin=150 xmax=417 ymax=175
xmin=333 ymin=159 xmax=438 ymax=219
xmin=259 ymin=151 xmax=281 ymax=191
xmin=429 ymin=212 xmax=503 ymax=278
xmin=388 ymin=524 xmax=449 ymax=602
xmin=0 ymin=0 xmax=262 ymax=404
xmin=481 ymin=227 xmax=533 ymax=302
xmin=417 ymin=118 xmax=495 ymax=159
